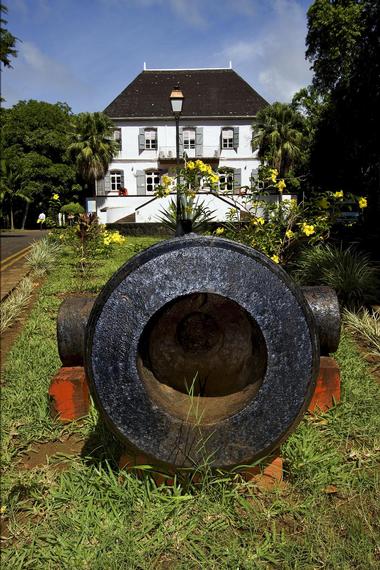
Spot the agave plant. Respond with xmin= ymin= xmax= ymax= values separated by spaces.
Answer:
xmin=291 ymin=244 xmax=380 ymax=309
xmin=158 ymin=199 xmax=215 ymax=234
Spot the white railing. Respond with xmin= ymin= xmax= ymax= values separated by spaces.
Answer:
xmin=158 ymin=146 xmax=220 ymax=159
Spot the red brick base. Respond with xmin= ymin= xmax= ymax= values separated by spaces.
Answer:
xmin=308 ymin=356 xmax=341 ymax=413
xmin=49 ymin=366 xmax=90 ymax=422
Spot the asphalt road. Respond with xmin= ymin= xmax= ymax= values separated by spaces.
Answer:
xmin=0 ymin=230 xmax=48 ymax=262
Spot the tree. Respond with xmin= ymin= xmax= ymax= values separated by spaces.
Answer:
xmin=305 ymin=0 xmax=380 ymax=222
xmin=1 ymin=100 xmax=77 ymax=228
xmin=0 ymin=3 xmax=18 ymax=68
xmin=252 ymin=102 xmax=307 ymax=182
xmin=306 ymin=0 xmax=364 ymax=93
xmin=68 ymin=112 xmax=120 ymax=194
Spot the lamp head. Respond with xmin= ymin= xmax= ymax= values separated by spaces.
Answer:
xmin=170 ymin=86 xmax=184 ymax=115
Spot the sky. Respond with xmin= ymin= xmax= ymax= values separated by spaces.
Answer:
xmin=3 ymin=0 xmax=314 ymax=114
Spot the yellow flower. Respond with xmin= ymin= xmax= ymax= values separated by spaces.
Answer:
xmin=161 ymin=174 xmax=172 ymax=186
xmin=268 ymin=168 xmax=278 ymax=183
xmin=271 ymin=255 xmax=280 ymax=264
xmin=276 ymin=179 xmax=286 ymax=193
xmin=333 ymin=190 xmax=344 ymax=199
xmin=301 ymin=223 xmax=315 ymax=236
xmin=52 ymin=193 xmax=59 ymax=200
xmin=358 ymin=196 xmax=367 ymax=209
xmin=210 ymin=174 xmax=219 ymax=184
xmin=215 ymin=227 xmax=224 ymax=235
xmin=318 ymin=198 xmax=329 ymax=209
xmin=187 ymin=161 xmax=195 ymax=170
xmin=0 ymin=505 xmax=7 ymax=514
xmin=251 ymin=216 xmax=265 ymax=226
xmin=285 ymin=229 xmax=294 ymax=239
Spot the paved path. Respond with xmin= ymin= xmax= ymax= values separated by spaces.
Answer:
xmin=0 ymin=230 xmax=47 ymax=300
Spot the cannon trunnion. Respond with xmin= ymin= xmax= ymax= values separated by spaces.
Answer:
xmin=57 ymin=236 xmax=341 ymax=469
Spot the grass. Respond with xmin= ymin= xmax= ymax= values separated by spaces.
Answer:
xmin=1 ymin=236 xmax=380 ymax=569
xmin=343 ymin=308 xmax=380 ymax=360
xmin=0 ymin=276 xmax=34 ymax=335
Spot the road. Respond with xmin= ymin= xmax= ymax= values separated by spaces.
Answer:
xmin=0 ymin=230 xmax=48 ymax=300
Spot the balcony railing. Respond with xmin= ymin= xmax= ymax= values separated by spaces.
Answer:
xmin=158 ymin=146 xmax=220 ymax=160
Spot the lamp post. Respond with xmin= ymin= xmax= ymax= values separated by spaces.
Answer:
xmin=169 ymin=86 xmax=186 ymax=236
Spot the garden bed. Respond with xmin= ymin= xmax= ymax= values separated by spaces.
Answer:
xmin=1 ymin=237 xmax=379 ymax=568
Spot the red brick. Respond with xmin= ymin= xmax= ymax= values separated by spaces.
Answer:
xmin=49 ymin=366 xmax=89 ymax=422
xmin=308 ymin=356 xmax=341 ymax=413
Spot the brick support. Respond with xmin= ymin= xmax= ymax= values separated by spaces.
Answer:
xmin=308 ymin=356 xmax=341 ymax=413
xmin=49 ymin=366 xmax=90 ymax=422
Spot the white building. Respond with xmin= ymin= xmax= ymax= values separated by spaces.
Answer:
xmin=89 ymin=67 xmax=270 ymax=225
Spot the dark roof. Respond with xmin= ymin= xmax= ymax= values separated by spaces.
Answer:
xmin=104 ymin=69 xmax=268 ymax=119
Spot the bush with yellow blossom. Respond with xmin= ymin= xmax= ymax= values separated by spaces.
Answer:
xmin=155 ymin=159 xmax=219 ymax=226
xmin=217 ymin=168 xmax=366 ymax=265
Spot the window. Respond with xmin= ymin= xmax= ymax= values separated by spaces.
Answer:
xmin=145 ymin=129 xmax=157 ymax=150
xmin=221 ymin=128 xmax=234 ymax=149
xmin=113 ymin=128 xmax=122 ymax=149
xmin=183 ymin=128 xmax=195 ymax=150
xmin=146 ymin=171 xmax=160 ymax=193
xmin=219 ymin=171 xmax=234 ymax=192
xmin=110 ymin=170 xmax=122 ymax=192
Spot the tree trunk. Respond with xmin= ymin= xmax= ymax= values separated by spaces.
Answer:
xmin=10 ymin=203 xmax=14 ymax=230
xmin=21 ymin=201 xmax=29 ymax=230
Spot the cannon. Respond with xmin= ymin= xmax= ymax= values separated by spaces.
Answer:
xmin=57 ymin=236 xmax=341 ymax=469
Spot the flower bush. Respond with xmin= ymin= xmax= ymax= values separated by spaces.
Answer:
xmin=217 ymin=169 xmax=367 ymax=265
xmin=155 ymin=159 xmax=219 ymax=223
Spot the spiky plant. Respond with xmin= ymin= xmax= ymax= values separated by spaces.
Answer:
xmin=158 ymin=199 xmax=215 ymax=234
xmin=291 ymin=244 xmax=379 ymax=309
xmin=25 ymin=238 xmax=61 ymax=277
xmin=343 ymin=308 xmax=380 ymax=359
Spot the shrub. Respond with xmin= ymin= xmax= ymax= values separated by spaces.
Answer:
xmin=25 ymin=237 xmax=61 ymax=277
xmin=60 ymin=202 xmax=85 ymax=216
xmin=343 ymin=308 xmax=380 ymax=358
xmin=0 ymin=276 xmax=34 ymax=334
xmin=158 ymin=199 xmax=215 ymax=234
xmin=291 ymin=244 xmax=379 ymax=309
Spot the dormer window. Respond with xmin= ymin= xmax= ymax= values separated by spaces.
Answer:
xmin=145 ymin=129 xmax=157 ymax=150
xmin=183 ymin=128 xmax=195 ymax=150
xmin=221 ymin=128 xmax=234 ymax=149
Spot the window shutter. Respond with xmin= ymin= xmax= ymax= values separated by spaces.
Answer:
xmin=97 ymin=177 xmax=105 ymax=195
xmin=233 ymin=168 xmax=241 ymax=192
xmin=138 ymin=128 xmax=145 ymax=153
xmin=120 ymin=170 xmax=125 ymax=187
xmin=250 ymin=167 xmax=258 ymax=186
xmin=179 ymin=126 xmax=184 ymax=157
xmin=104 ymin=172 xmax=111 ymax=194
xmin=233 ymin=127 xmax=239 ymax=151
xmin=136 ymin=170 xmax=146 ymax=195
xmin=195 ymin=127 xmax=203 ymax=157
xmin=220 ymin=128 xmax=224 ymax=149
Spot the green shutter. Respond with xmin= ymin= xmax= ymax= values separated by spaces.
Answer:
xmin=195 ymin=127 xmax=203 ymax=157
xmin=97 ymin=177 xmax=105 ymax=195
xmin=104 ymin=172 xmax=111 ymax=194
xmin=138 ymin=128 xmax=145 ymax=153
xmin=233 ymin=168 xmax=241 ymax=191
xmin=136 ymin=170 xmax=146 ymax=195
xmin=233 ymin=127 xmax=239 ymax=151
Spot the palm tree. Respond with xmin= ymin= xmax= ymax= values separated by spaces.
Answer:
xmin=252 ymin=103 xmax=306 ymax=178
xmin=68 ymin=112 xmax=120 ymax=194
xmin=0 ymin=160 xmax=30 ymax=229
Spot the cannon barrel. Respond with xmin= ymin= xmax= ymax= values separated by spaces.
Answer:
xmin=56 ymin=236 xmax=341 ymax=469
xmin=57 ymin=295 xmax=96 ymax=366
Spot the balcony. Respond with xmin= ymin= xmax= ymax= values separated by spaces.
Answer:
xmin=158 ymin=146 xmax=220 ymax=161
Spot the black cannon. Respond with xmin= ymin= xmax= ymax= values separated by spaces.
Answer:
xmin=57 ymin=236 xmax=340 ymax=469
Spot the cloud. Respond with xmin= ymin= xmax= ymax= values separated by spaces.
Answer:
xmin=2 ymin=41 xmax=92 ymax=111
xmin=219 ymin=0 xmax=312 ymax=102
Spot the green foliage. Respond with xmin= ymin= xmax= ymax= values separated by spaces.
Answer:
xmin=251 ymin=102 xmax=308 ymax=185
xmin=67 ymin=112 xmax=120 ymax=187
xmin=306 ymin=0 xmax=364 ymax=94
xmin=158 ymin=198 xmax=215 ymax=234
xmin=0 ymin=276 xmax=33 ymax=335
xmin=0 ymin=3 xmax=18 ymax=68
xmin=25 ymin=237 xmax=62 ymax=277
xmin=60 ymin=202 xmax=85 ymax=216
xmin=291 ymin=244 xmax=379 ymax=309
xmin=1 ymin=100 xmax=77 ymax=228
xmin=343 ymin=308 xmax=380 ymax=359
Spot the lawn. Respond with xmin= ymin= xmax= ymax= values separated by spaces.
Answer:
xmin=1 ymin=236 xmax=379 ymax=569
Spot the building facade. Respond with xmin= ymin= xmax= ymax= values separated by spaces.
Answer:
xmin=89 ymin=67 xmax=269 ymax=224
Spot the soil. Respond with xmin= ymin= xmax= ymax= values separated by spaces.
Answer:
xmin=20 ymin=434 xmax=85 ymax=470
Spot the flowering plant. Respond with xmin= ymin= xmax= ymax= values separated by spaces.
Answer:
xmin=217 ymin=169 xmax=367 ymax=264
xmin=155 ymin=159 xmax=219 ymax=224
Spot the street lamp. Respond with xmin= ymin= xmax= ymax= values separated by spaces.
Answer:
xmin=169 ymin=86 xmax=186 ymax=236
